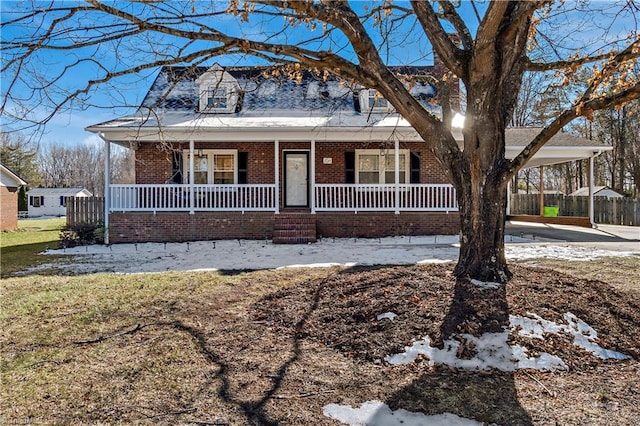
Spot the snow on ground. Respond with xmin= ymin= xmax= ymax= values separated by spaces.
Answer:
xmin=385 ymin=311 xmax=630 ymax=371
xmin=323 ymin=400 xmax=483 ymax=426
xmin=31 ymin=233 xmax=638 ymax=276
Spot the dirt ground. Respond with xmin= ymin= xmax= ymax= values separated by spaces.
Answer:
xmin=2 ymin=259 xmax=639 ymax=425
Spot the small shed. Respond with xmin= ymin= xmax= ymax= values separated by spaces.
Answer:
xmin=1 ymin=163 xmax=27 ymax=230
xmin=26 ymin=187 xmax=92 ymax=217
xmin=569 ymin=186 xmax=624 ymax=199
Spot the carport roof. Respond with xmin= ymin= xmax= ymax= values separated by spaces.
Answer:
xmin=504 ymin=127 xmax=611 ymax=168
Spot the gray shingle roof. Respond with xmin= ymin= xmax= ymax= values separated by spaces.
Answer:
xmin=139 ymin=65 xmax=439 ymax=116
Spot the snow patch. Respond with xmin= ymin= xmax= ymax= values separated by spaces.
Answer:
xmin=377 ymin=312 xmax=397 ymax=321
xmin=384 ymin=331 xmax=567 ymax=371
xmin=511 ymin=312 xmax=631 ymax=360
xmin=470 ymin=279 xmax=502 ymax=290
xmin=323 ymin=400 xmax=482 ymax=426
xmin=385 ymin=312 xmax=629 ymax=371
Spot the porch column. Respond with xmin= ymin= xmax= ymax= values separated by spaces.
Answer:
xmin=102 ymin=133 xmax=110 ymax=245
xmin=274 ymin=140 xmax=279 ymax=213
xmin=589 ymin=154 xmax=595 ymax=227
xmin=310 ymin=139 xmax=316 ymax=213
xmin=506 ymin=180 xmax=511 ymax=216
xmin=538 ymin=165 xmax=544 ymax=216
xmin=394 ymin=137 xmax=400 ymax=214
xmin=189 ymin=140 xmax=195 ymax=215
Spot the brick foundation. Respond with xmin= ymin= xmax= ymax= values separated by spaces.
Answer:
xmin=109 ymin=212 xmax=275 ymax=243
xmin=316 ymin=212 xmax=459 ymax=238
xmin=108 ymin=211 xmax=460 ymax=243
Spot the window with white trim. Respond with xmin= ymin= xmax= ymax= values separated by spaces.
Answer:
xmin=184 ymin=150 xmax=237 ymax=184
xmin=355 ymin=149 xmax=409 ymax=184
xmin=359 ymin=89 xmax=392 ymax=112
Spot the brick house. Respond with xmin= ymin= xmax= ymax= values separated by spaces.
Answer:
xmin=87 ymin=64 xmax=611 ymax=244
xmin=0 ymin=163 xmax=27 ymax=231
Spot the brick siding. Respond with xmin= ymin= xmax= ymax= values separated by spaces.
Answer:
xmin=0 ymin=187 xmax=19 ymax=231
xmin=135 ymin=141 xmax=449 ymax=186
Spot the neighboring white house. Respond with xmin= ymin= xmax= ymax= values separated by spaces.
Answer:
xmin=26 ymin=187 xmax=92 ymax=217
xmin=569 ymin=186 xmax=624 ymax=199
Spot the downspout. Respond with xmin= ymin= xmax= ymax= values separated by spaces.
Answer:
xmin=589 ymin=149 xmax=605 ymax=228
xmin=97 ymin=132 xmax=110 ymax=245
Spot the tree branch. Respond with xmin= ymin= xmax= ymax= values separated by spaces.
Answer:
xmin=410 ymin=1 xmax=467 ymax=79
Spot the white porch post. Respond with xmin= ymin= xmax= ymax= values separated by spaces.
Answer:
xmin=538 ymin=165 xmax=544 ymax=216
xmin=189 ymin=140 xmax=195 ymax=214
xmin=394 ymin=137 xmax=400 ymax=214
xmin=589 ymin=154 xmax=595 ymax=227
xmin=274 ymin=140 xmax=280 ymax=213
xmin=101 ymin=133 xmax=110 ymax=244
xmin=310 ymin=139 xmax=316 ymax=213
xmin=506 ymin=179 xmax=511 ymax=216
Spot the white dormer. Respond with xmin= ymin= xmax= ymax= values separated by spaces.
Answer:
xmin=359 ymin=88 xmax=393 ymax=113
xmin=196 ymin=64 xmax=240 ymax=113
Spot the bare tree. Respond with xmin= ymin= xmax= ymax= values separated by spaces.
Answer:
xmin=2 ymin=1 xmax=639 ymax=326
xmin=36 ymin=143 xmax=134 ymax=195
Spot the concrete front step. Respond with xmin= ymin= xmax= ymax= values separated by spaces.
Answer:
xmin=272 ymin=213 xmax=317 ymax=244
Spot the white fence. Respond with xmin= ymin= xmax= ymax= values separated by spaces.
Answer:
xmin=109 ymin=183 xmax=458 ymax=213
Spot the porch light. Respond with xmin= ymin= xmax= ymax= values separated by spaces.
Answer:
xmin=198 ymin=149 xmax=204 ymax=157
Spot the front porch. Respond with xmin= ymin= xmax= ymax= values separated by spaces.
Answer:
xmin=105 ymin=183 xmax=459 ymax=244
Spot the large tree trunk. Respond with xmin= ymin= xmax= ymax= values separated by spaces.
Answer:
xmin=454 ymin=179 xmax=511 ymax=283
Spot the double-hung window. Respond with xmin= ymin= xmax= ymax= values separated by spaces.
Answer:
xmin=206 ymin=86 xmax=228 ymax=109
xmin=360 ymin=89 xmax=392 ymax=112
xmin=355 ymin=149 xmax=409 ymax=184
xmin=185 ymin=149 xmax=237 ymax=184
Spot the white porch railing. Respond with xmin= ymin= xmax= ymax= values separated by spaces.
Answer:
xmin=109 ymin=184 xmax=277 ymax=212
xmin=109 ymin=183 xmax=458 ymax=213
xmin=314 ymin=184 xmax=458 ymax=212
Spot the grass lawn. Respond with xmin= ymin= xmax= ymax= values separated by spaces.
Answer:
xmin=1 ymin=252 xmax=639 ymax=424
xmin=0 ymin=217 xmax=66 ymax=277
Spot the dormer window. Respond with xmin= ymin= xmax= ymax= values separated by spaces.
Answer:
xmin=196 ymin=64 xmax=240 ymax=113
xmin=360 ymin=89 xmax=393 ymax=112
xmin=207 ymin=86 xmax=228 ymax=109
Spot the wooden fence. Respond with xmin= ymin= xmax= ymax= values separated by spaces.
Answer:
xmin=510 ymin=194 xmax=640 ymax=226
xmin=66 ymin=196 xmax=104 ymax=227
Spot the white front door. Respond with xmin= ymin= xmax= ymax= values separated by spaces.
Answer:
xmin=285 ymin=152 xmax=308 ymax=207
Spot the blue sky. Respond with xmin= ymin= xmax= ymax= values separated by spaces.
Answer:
xmin=0 ymin=1 xmax=636 ymax=148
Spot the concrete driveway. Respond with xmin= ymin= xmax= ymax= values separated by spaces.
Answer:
xmin=505 ymin=221 xmax=640 ymax=251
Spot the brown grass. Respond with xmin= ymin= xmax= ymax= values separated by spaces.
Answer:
xmin=1 ymin=257 xmax=639 ymax=425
